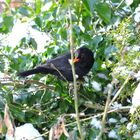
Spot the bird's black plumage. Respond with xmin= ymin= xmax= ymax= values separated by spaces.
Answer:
xmin=18 ymin=47 xmax=94 ymax=81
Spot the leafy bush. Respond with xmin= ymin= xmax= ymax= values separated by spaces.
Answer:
xmin=0 ymin=0 xmax=140 ymax=139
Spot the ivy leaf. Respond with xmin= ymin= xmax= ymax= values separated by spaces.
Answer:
xmin=91 ymin=35 xmax=103 ymax=49
xmin=82 ymin=0 xmax=98 ymax=14
xmin=95 ymin=2 xmax=111 ymax=24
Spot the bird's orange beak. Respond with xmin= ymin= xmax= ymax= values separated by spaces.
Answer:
xmin=73 ymin=57 xmax=80 ymax=63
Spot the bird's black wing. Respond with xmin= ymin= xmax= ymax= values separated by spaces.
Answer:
xmin=37 ymin=53 xmax=73 ymax=81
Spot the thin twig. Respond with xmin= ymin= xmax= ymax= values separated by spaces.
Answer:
xmin=116 ymin=0 xmax=125 ymax=9
xmin=0 ymin=78 xmax=54 ymax=90
xmin=25 ymin=79 xmax=54 ymax=89
xmin=109 ymin=75 xmax=130 ymax=106
xmin=65 ymin=106 xmax=130 ymax=127
xmin=30 ymin=131 xmax=49 ymax=140
xmin=31 ymin=106 xmax=130 ymax=139
xmin=96 ymin=84 xmax=112 ymax=140
xmin=50 ymin=63 xmax=68 ymax=82
xmin=84 ymin=102 xmax=105 ymax=110
xmin=68 ymin=2 xmax=84 ymax=140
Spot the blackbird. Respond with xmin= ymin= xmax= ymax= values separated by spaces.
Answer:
xmin=18 ymin=47 xmax=94 ymax=81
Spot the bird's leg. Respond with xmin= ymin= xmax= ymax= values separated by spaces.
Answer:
xmin=77 ymin=80 xmax=83 ymax=90
xmin=68 ymin=83 xmax=74 ymax=97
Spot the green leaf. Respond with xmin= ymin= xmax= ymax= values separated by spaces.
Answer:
xmin=82 ymin=0 xmax=91 ymax=13
xmin=18 ymin=6 xmax=34 ymax=17
xmin=95 ymin=2 xmax=111 ymax=23
xmin=91 ymin=35 xmax=103 ymax=49
xmin=30 ymin=38 xmax=37 ymax=49
xmin=104 ymin=45 xmax=118 ymax=58
xmin=82 ymin=0 xmax=98 ymax=14
xmin=0 ymin=16 xmax=14 ymax=33
xmin=35 ymin=16 xmax=42 ymax=28
xmin=6 ymin=0 xmax=10 ymax=3
xmin=10 ymin=105 xmax=25 ymax=122
xmin=35 ymin=0 xmax=41 ymax=15
xmin=131 ymin=0 xmax=140 ymax=8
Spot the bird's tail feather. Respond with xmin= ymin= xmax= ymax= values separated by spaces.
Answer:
xmin=18 ymin=67 xmax=48 ymax=77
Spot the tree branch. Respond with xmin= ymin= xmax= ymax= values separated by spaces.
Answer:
xmin=96 ymin=84 xmax=112 ymax=140
xmin=109 ymin=75 xmax=130 ymax=106
xmin=68 ymin=2 xmax=84 ymax=140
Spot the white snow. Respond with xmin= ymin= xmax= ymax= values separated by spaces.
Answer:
xmin=108 ymin=130 xmax=118 ymax=139
xmin=130 ymin=83 xmax=140 ymax=114
xmin=6 ymin=123 xmax=44 ymax=140
xmin=134 ymin=5 xmax=140 ymax=22
xmin=1 ymin=20 xmax=51 ymax=53
xmin=134 ymin=71 xmax=140 ymax=81
xmin=112 ymin=102 xmax=122 ymax=108
xmin=126 ymin=122 xmax=137 ymax=131
xmin=108 ymin=118 xmax=117 ymax=124
xmin=133 ymin=130 xmax=140 ymax=139
xmin=97 ymin=73 xmax=108 ymax=80
xmin=135 ymin=4 xmax=140 ymax=13
xmin=125 ymin=0 xmax=133 ymax=6
xmin=92 ymin=81 xmax=101 ymax=91
xmin=90 ymin=117 xmax=102 ymax=130
xmin=41 ymin=1 xmax=53 ymax=12
xmin=120 ymin=117 xmax=128 ymax=123
xmin=134 ymin=12 xmax=140 ymax=22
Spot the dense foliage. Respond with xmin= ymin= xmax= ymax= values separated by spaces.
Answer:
xmin=0 ymin=0 xmax=140 ymax=139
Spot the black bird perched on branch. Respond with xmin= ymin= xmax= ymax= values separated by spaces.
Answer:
xmin=18 ymin=47 xmax=94 ymax=82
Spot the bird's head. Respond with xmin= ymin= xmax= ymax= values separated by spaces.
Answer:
xmin=73 ymin=47 xmax=94 ymax=69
